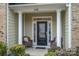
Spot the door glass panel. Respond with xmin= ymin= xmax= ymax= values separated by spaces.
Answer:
xmin=37 ymin=22 xmax=47 ymax=45
xmin=49 ymin=23 xmax=51 ymax=42
xmin=34 ymin=23 xmax=36 ymax=42
xmin=39 ymin=23 xmax=45 ymax=38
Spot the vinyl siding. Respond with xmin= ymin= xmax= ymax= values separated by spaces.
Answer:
xmin=7 ymin=8 xmax=18 ymax=48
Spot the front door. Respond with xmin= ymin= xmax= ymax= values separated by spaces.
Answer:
xmin=37 ymin=21 xmax=47 ymax=46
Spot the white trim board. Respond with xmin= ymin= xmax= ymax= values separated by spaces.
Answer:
xmin=9 ymin=4 xmax=65 ymax=13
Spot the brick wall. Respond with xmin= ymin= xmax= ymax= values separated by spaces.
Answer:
xmin=72 ymin=4 xmax=79 ymax=48
xmin=0 ymin=3 xmax=7 ymax=42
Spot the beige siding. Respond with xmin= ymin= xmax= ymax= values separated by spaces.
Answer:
xmin=24 ymin=12 xmax=56 ymax=40
xmin=61 ymin=11 xmax=65 ymax=48
xmin=7 ymin=8 xmax=18 ymax=48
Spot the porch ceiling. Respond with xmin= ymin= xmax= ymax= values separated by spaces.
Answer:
xmin=9 ymin=3 xmax=66 ymax=13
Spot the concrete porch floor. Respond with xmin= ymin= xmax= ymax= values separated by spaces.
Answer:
xmin=26 ymin=48 xmax=48 ymax=56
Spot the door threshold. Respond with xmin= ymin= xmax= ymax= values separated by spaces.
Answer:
xmin=33 ymin=45 xmax=50 ymax=49
xmin=36 ymin=47 xmax=46 ymax=49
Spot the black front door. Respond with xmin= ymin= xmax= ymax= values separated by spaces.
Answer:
xmin=37 ymin=21 xmax=47 ymax=46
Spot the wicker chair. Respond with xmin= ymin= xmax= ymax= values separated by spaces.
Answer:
xmin=50 ymin=37 xmax=63 ymax=49
xmin=23 ymin=36 xmax=32 ymax=47
xmin=50 ymin=37 xmax=56 ymax=49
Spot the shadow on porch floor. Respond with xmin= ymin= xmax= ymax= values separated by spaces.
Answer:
xmin=26 ymin=47 xmax=48 ymax=56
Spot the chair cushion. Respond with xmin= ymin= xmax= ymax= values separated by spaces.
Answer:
xmin=24 ymin=38 xmax=28 ymax=42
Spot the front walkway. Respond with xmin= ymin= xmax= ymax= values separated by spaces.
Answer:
xmin=26 ymin=48 xmax=48 ymax=56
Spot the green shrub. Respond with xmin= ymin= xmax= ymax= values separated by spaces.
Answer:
xmin=48 ymin=48 xmax=55 ymax=52
xmin=45 ymin=52 xmax=56 ymax=56
xmin=10 ymin=44 xmax=26 ymax=56
xmin=0 ymin=41 xmax=7 ymax=56
xmin=45 ymin=48 xmax=56 ymax=56
xmin=76 ymin=47 xmax=79 ymax=56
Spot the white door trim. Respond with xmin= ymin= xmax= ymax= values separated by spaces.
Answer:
xmin=32 ymin=16 xmax=52 ymax=48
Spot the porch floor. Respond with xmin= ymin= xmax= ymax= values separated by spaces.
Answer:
xmin=26 ymin=47 xmax=48 ymax=56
